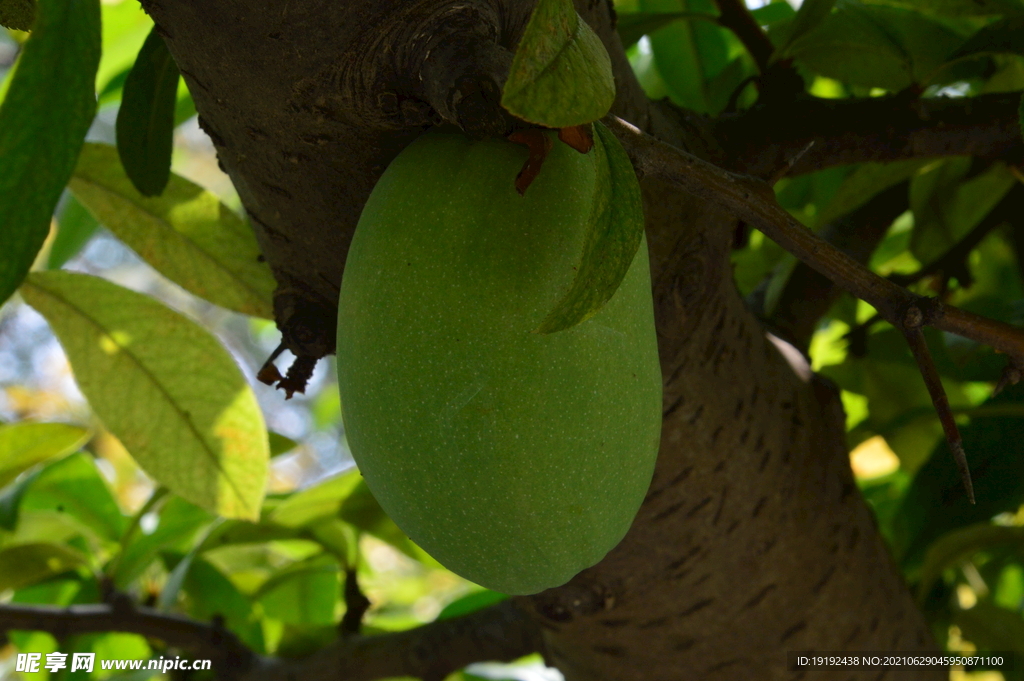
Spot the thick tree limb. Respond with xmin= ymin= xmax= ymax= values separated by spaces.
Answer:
xmin=716 ymin=92 xmax=1024 ymax=177
xmin=255 ymin=600 xmax=540 ymax=681
xmin=0 ymin=599 xmax=539 ymax=681
xmin=0 ymin=601 xmax=256 ymax=675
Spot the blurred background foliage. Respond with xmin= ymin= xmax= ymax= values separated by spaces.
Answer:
xmin=1 ymin=0 xmax=1024 ymax=679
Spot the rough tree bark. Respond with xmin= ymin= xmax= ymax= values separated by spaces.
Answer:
xmin=128 ymin=0 xmax=975 ymax=678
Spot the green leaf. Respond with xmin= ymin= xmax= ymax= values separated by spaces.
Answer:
xmin=339 ymin=480 xmax=427 ymax=561
xmin=436 ymin=590 xmax=509 ymax=620
xmin=269 ymin=469 xmax=362 ymax=529
xmin=19 ymin=452 xmax=127 ymax=542
xmin=954 ymin=599 xmax=1024 ymax=655
xmin=0 ymin=542 xmax=87 ymax=591
xmin=158 ymin=519 xmax=222 ymax=611
xmin=0 ymin=0 xmax=34 ymax=30
xmin=179 ymin=556 xmax=265 ymax=652
xmin=0 ymin=422 xmax=90 ymax=488
xmin=894 ymin=382 xmax=1024 ymax=567
xmin=269 ymin=432 xmax=299 ymax=458
xmin=615 ymin=11 xmax=719 ymax=50
xmin=952 ymin=17 xmax=1024 ymax=61
xmin=916 ymin=524 xmax=1024 ymax=601
xmin=116 ymin=27 xmax=180 ymax=197
xmin=0 ymin=0 xmax=100 ymax=307
xmin=813 ymin=159 xmax=924 ymax=228
xmin=642 ymin=0 xmax=733 ymax=114
xmin=867 ymin=0 xmax=1024 ymax=17
xmin=113 ymin=496 xmax=213 ymax=589
xmin=0 ymin=467 xmax=40 ymax=531
xmin=47 ymin=196 xmax=100 ymax=269
xmin=910 ymin=160 xmax=1016 ymax=264
xmin=501 ymin=0 xmax=615 ymax=127
xmin=69 ymin=143 xmax=276 ymax=319
xmin=255 ymin=554 xmax=340 ymax=626
xmin=20 ymin=271 xmax=269 ymax=520
xmin=775 ymin=0 xmax=837 ymax=55
xmin=535 ymin=122 xmax=645 ymax=333
xmin=750 ymin=2 xmax=797 ymax=24
xmin=784 ymin=3 xmax=963 ymax=89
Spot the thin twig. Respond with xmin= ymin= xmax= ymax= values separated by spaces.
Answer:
xmin=607 ymin=115 xmax=1024 ymax=358
xmin=901 ymin=317 xmax=974 ymax=504
xmin=606 ymin=115 xmax=1024 ymax=502
xmin=712 ymin=0 xmax=775 ymax=72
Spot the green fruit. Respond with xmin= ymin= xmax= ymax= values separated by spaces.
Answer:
xmin=336 ymin=131 xmax=661 ymax=595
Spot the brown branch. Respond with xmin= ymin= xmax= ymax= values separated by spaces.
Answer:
xmin=0 ymin=601 xmax=256 ymax=676
xmin=715 ymin=92 xmax=1024 ymax=178
xmin=901 ymin=321 xmax=974 ymax=504
xmin=257 ymin=600 xmax=541 ymax=681
xmin=608 ymin=115 xmax=1024 ymax=357
xmin=712 ymin=0 xmax=774 ymax=72
xmin=0 ymin=598 xmax=540 ymax=681
xmin=752 ymin=181 xmax=909 ymax=352
xmin=609 ymin=114 xmax=1024 ymax=495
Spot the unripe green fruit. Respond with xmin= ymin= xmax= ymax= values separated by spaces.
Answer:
xmin=336 ymin=131 xmax=661 ymax=595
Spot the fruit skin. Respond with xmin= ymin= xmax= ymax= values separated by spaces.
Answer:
xmin=336 ymin=130 xmax=662 ymax=595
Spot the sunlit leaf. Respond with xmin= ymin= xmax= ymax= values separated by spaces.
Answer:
xmin=536 ymin=122 xmax=645 ymax=333
xmin=270 ymin=469 xmax=362 ymax=529
xmin=916 ymin=523 xmax=1024 ymax=601
xmin=0 ymin=542 xmax=88 ymax=591
xmin=615 ymin=11 xmax=718 ymax=50
xmin=436 ymin=589 xmax=509 ymax=620
xmin=255 ymin=554 xmax=339 ymax=626
xmin=340 ymin=480 xmax=428 ymax=561
xmin=21 ymin=271 xmax=269 ymax=520
xmin=501 ymin=0 xmax=615 ymax=127
xmin=69 ymin=143 xmax=276 ymax=319
xmin=0 ymin=422 xmax=90 ymax=488
xmin=116 ymin=27 xmax=180 ymax=197
xmin=178 ymin=555 xmax=265 ymax=652
xmin=0 ymin=0 xmax=100 ymax=307
xmin=19 ymin=452 xmax=127 ymax=542
xmin=113 ymin=496 xmax=213 ymax=589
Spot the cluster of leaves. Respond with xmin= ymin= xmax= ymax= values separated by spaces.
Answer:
xmin=2 ymin=0 xmax=1024 ymax=676
xmin=624 ymin=0 xmax=1024 ymax=666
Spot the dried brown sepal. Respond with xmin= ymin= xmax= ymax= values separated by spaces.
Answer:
xmin=508 ymin=128 xmax=554 ymax=195
xmin=994 ymin=357 xmax=1024 ymax=396
xmin=277 ymin=355 xmax=318 ymax=399
xmin=558 ymin=124 xmax=594 ymax=154
xmin=256 ymin=343 xmax=287 ymax=386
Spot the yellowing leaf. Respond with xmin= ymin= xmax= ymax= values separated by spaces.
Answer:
xmin=501 ymin=0 xmax=615 ymax=128
xmin=0 ymin=422 xmax=91 ymax=488
xmin=69 ymin=143 xmax=275 ymax=319
xmin=21 ymin=271 xmax=268 ymax=520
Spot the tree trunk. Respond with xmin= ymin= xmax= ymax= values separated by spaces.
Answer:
xmin=138 ymin=0 xmax=946 ymax=678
